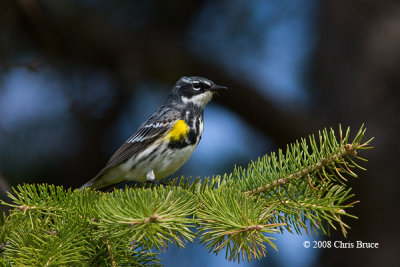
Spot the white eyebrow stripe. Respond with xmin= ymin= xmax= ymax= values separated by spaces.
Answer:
xmin=203 ymin=81 xmax=211 ymax=86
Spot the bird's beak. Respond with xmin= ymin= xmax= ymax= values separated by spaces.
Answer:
xmin=211 ymin=84 xmax=228 ymax=92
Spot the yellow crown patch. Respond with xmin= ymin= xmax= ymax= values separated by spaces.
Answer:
xmin=167 ymin=120 xmax=189 ymax=142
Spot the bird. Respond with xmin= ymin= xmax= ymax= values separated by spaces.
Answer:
xmin=80 ymin=76 xmax=227 ymax=190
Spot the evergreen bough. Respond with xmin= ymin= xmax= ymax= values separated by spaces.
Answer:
xmin=0 ymin=125 xmax=373 ymax=266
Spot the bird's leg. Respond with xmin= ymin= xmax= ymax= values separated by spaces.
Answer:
xmin=146 ymin=170 xmax=160 ymax=186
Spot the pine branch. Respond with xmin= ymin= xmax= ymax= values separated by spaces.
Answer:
xmin=0 ymin=125 xmax=372 ymax=265
xmin=245 ymin=142 xmax=358 ymax=195
xmin=197 ymin=188 xmax=284 ymax=262
xmin=93 ymin=187 xmax=196 ymax=252
xmin=194 ymin=125 xmax=372 ymax=259
xmin=232 ymin=125 xmax=371 ymax=194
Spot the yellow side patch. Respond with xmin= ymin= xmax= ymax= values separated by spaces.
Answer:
xmin=167 ymin=120 xmax=189 ymax=142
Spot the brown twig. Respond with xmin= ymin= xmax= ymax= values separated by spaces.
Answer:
xmin=105 ymin=237 xmax=117 ymax=267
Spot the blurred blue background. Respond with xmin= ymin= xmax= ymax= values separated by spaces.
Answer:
xmin=1 ymin=0 xmax=399 ymax=266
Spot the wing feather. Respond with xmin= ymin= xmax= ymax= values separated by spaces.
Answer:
xmin=82 ymin=107 xmax=181 ymax=187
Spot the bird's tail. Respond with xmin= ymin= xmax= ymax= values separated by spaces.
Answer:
xmin=79 ymin=178 xmax=96 ymax=190
xmin=79 ymin=170 xmax=124 ymax=191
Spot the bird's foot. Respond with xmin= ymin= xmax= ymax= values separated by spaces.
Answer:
xmin=146 ymin=170 xmax=166 ymax=188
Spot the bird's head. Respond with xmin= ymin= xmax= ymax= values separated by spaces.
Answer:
xmin=171 ymin=76 xmax=227 ymax=108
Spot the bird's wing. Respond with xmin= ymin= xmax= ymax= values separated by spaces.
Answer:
xmin=81 ymin=107 xmax=181 ymax=188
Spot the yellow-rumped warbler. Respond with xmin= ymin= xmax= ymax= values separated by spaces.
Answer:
xmin=80 ymin=76 xmax=227 ymax=189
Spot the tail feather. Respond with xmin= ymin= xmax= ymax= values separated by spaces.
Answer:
xmin=79 ymin=179 xmax=95 ymax=190
xmin=79 ymin=169 xmax=124 ymax=190
xmin=79 ymin=167 xmax=111 ymax=190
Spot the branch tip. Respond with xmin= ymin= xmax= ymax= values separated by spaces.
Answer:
xmin=246 ymin=142 xmax=363 ymax=196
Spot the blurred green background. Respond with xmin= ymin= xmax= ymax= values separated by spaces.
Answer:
xmin=0 ymin=0 xmax=399 ymax=266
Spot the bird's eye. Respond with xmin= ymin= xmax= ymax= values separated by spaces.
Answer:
xmin=192 ymin=82 xmax=201 ymax=90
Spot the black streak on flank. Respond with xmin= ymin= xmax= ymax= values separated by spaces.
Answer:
xmin=169 ymin=105 xmax=202 ymax=149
